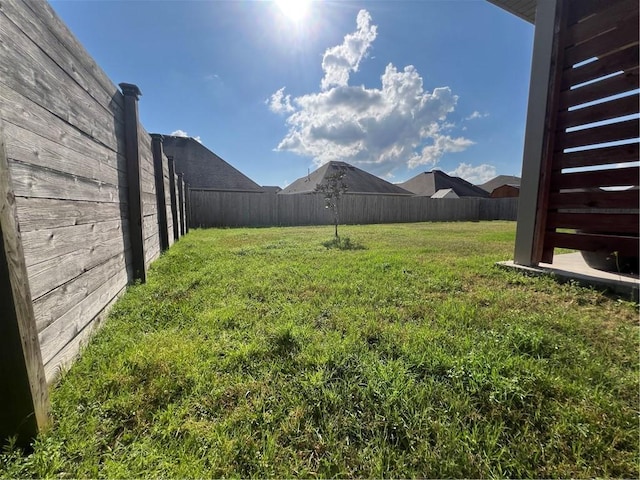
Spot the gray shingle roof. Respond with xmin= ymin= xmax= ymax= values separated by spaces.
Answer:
xmin=161 ymin=136 xmax=262 ymax=191
xmin=399 ymin=170 xmax=490 ymax=198
xmin=478 ymin=175 xmax=521 ymax=193
xmin=279 ymin=161 xmax=413 ymax=195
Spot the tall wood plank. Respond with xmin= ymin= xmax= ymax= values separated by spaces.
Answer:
xmin=0 ymin=122 xmax=49 ymax=446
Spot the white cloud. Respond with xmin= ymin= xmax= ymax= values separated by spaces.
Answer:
xmin=170 ymin=130 xmax=202 ymax=143
xmin=269 ymin=10 xmax=472 ymax=177
xmin=321 ymin=9 xmax=377 ymax=90
xmin=267 ymin=87 xmax=295 ymax=114
xmin=447 ymin=162 xmax=496 ymax=184
xmin=465 ymin=111 xmax=489 ymax=121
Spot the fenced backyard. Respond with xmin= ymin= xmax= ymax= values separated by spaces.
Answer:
xmin=1 ymin=222 xmax=637 ymax=478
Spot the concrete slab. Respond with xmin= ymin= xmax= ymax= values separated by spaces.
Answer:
xmin=498 ymin=252 xmax=639 ymax=302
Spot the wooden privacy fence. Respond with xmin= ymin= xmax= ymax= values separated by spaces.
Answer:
xmin=189 ymin=190 xmax=518 ymax=227
xmin=0 ymin=0 xmax=187 ymax=445
xmin=530 ymin=0 xmax=639 ymax=264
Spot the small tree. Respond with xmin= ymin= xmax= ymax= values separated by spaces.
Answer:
xmin=315 ymin=169 xmax=348 ymax=238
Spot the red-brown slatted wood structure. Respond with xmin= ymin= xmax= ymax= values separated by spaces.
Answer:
xmin=495 ymin=0 xmax=640 ymax=271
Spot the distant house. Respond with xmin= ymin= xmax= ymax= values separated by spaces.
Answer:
xmin=161 ymin=135 xmax=263 ymax=192
xmin=279 ymin=161 xmax=413 ymax=196
xmin=399 ymin=170 xmax=489 ymax=198
xmin=490 ymin=184 xmax=520 ymax=198
xmin=478 ymin=175 xmax=521 ymax=197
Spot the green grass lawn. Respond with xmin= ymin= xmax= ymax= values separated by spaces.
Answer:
xmin=2 ymin=222 xmax=638 ymax=478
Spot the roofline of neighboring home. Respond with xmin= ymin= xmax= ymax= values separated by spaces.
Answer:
xmin=486 ymin=0 xmax=536 ymax=24
xmin=161 ymin=135 xmax=263 ymax=191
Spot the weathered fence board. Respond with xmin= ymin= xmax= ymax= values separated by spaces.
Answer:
xmin=32 ymin=250 xmax=131 ymax=333
xmin=26 ymin=233 xmax=129 ymax=301
xmin=8 ymin=160 xmax=123 ymax=203
xmin=15 ymin=198 xmax=128 ymax=232
xmin=0 ymin=10 xmax=125 ymax=153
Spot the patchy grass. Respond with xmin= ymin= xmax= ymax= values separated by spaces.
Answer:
xmin=1 ymin=222 xmax=638 ymax=478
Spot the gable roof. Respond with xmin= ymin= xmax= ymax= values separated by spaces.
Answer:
xmin=431 ymin=188 xmax=459 ymax=199
xmin=478 ymin=175 xmax=522 ymax=193
xmin=399 ymin=170 xmax=490 ymax=198
xmin=161 ymin=136 xmax=262 ymax=191
xmin=279 ymin=161 xmax=413 ymax=195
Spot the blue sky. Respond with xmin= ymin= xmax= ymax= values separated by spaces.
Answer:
xmin=50 ymin=0 xmax=534 ymax=188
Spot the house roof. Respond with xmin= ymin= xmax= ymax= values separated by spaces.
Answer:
xmin=399 ymin=170 xmax=490 ymax=198
xmin=431 ymin=188 xmax=459 ymax=199
xmin=279 ymin=161 xmax=413 ymax=195
xmin=486 ymin=0 xmax=536 ymax=23
xmin=161 ymin=135 xmax=263 ymax=191
xmin=478 ymin=175 xmax=522 ymax=193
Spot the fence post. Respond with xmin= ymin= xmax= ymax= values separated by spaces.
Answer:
xmin=119 ymin=83 xmax=146 ymax=283
xmin=0 ymin=123 xmax=49 ymax=447
xmin=150 ymin=134 xmax=169 ymax=252
xmin=178 ymin=173 xmax=185 ymax=237
xmin=184 ymin=183 xmax=190 ymax=233
xmin=167 ymin=156 xmax=179 ymax=241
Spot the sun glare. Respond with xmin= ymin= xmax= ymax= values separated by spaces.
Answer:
xmin=275 ymin=0 xmax=311 ymax=23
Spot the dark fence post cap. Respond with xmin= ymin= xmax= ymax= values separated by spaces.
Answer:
xmin=119 ymin=83 xmax=142 ymax=99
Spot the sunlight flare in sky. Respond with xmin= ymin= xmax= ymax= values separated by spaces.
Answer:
xmin=275 ymin=0 xmax=311 ymax=23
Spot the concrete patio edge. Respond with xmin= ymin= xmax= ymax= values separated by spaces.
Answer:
xmin=497 ymin=253 xmax=639 ymax=302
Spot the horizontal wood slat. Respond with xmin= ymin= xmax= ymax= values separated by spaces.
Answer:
xmin=0 ymin=0 xmax=124 ymax=119
xmin=0 ymin=13 xmax=125 ymax=153
xmin=564 ymin=16 xmax=639 ymax=68
xmin=555 ymin=118 xmax=639 ymax=150
xmin=549 ymin=189 xmax=639 ymax=209
xmin=32 ymin=251 xmax=130 ymax=333
xmin=560 ymin=68 xmax=640 ymax=109
xmin=548 ymin=212 xmax=639 ymax=233
xmin=554 ymin=143 xmax=639 ymax=170
xmin=4 ymin=122 xmax=126 ymax=186
xmin=566 ymin=0 xmax=639 ymax=47
xmin=561 ymin=44 xmax=639 ymax=90
xmin=551 ymin=166 xmax=639 ymax=190
xmin=545 ymin=231 xmax=639 ymax=256
xmin=21 ymin=219 xmax=128 ymax=268
xmin=15 ymin=197 xmax=128 ymax=232
xmin=568 ymin=0 xmax=625 ymax=25
xmin=557 ymin=93 xmax=639 ymax=129
xmin=9 ymin=160 xmax=124 ymax=203
xmin=19 ymin=0 xmax=124 ymax=112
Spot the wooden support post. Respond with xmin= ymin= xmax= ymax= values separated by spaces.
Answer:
xmin=514 ymin=0 xmax=562 ymax=266
xmin=184 ymin=183 xmax=190 ymax=234
xmin=168 ymin=156 xmax=179 ymax=241
xmin=151 ymin=134 xmax=169 ymax=252
xmin=119 ymin=83 xmax=146 ymax=282
xmin=178 ymin=173 xmax=185 ymax=237
xmin=0 ymin=122 xmax=49 ymax=447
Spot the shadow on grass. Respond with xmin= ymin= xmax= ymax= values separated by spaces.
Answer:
xmin=322 ymin=236 xmax=366 ymax=251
